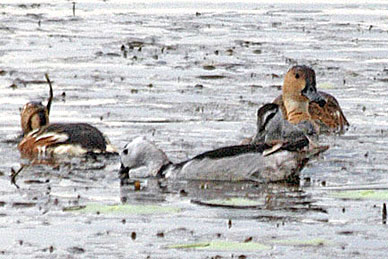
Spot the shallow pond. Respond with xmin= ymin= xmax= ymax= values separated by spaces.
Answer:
xmin=1 ymin=0 xmax=388 ymax=258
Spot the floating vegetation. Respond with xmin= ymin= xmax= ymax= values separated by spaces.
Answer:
xmin=318 ymin=82 xmax=335 ymax=89
xmin=271 ymin=238 xmax=330 ymax=247
xmin=331 ymin=190 xmax=388 ymax=200
xmin=63 ymin=204 xmax=180 ymax=215
xmin=167 ymin=241 xmax=270 ymax=251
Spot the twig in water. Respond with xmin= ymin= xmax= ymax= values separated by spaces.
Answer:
xmin=44 ymin=74 xmax=53 ymax=116
xmin=10 ymin=165 xmax=26 ymax=189
xmin=73 ymin=2 xmax=76 ymax=16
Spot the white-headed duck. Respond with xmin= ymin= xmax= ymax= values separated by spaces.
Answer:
xmin=18 ymin=75 xmax=117 ymax=158
xmin=119 ymin=136 xmax=328 ymax=184
xmin=273 ymin=65 xmax=349 ymax=134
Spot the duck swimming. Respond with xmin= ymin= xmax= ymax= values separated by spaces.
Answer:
xmin=251 ymin=103 xmax=316 ymax=145
xmin=18 ymin=75 xmax=117 ymax=158
xmin=119 ymin=136 xmax=328 ymax=184
xmin=244 ymin=65 xmax=327 ymax=145
xmin=272 ymin=65 xmax=349 ymax=134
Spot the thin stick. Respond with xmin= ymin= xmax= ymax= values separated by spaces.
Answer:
xmin=10 ymin=165 xmax=26 ymax=189
xmin=44 ymin=73 xmax=53 ymax=116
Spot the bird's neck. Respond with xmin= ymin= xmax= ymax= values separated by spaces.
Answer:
xmin=283 ymin=96 xmax=311 ymax=124
xmin=145 ymin=144 xmax=171 ymax=177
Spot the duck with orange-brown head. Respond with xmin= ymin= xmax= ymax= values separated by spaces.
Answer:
xmin=248 ymin=65 xmax=327 ymax=146
xmin=273 ymin=65 xmax=349 ymax=134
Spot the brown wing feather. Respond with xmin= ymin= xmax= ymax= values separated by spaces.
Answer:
xmin=272 ymin=91 xmax=349 ymax=134
xmin=18 ymin=132 xmax=65 ymax=158
xmin=18 ymin=123 xmax=111 ymax=158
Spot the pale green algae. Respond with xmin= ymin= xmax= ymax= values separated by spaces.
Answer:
xmin=168 ymin=241 xmax=270 ymax=251
xmin=63 ymin=204 xmax=180 ymax=215
xmin=272 ymin=238 xmax=330 ymax=246
xmin=331 ymin=190 xmax=388 ymax=200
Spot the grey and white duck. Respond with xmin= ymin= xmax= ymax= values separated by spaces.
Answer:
xmin=251 ymin=103 xmax=317 ymax=145
xmin=119 ymin=136 xmax=328 ymax=185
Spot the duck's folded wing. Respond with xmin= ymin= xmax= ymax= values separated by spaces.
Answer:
xmin=18 ymin=123 xmax=110 ymax=157
xmin=309 ymin=91 xmax=349 ymax=134
xmin=43 ymin=123 xmax=108 ymax=151
xmin=273 ymin=91 xmax=349 ymax=134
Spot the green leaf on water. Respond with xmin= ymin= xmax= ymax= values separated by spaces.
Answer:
xmin=168 ymin=241 xmax=270 ymax=251
xmin=331 ymin=190 xmax=388 ymax=200
xmin=63 ymin=204 xmax=180 ymax=215
xmin=318 ymin=82 xmax=335 ymax=89
xmin=272 ymin=238 xmax=330 ymax=246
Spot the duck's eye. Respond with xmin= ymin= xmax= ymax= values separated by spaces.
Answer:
xmin=295 ymin=73 xmax=300 ymax=79
xmin=123 ymin=149 xmax=128 ymax=155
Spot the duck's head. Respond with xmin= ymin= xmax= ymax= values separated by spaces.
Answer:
xmin=20 ymin=102 xmax=49 ymax=136
xmin=283 ymin=65 xmax=326 ymax=107
xmin=252 ymin=103 xmax=280 ymax=144
xmin=119 ymin=136 xmax=169 ymax=182
xmin=256 ymin=103 xmax=280 ymax=133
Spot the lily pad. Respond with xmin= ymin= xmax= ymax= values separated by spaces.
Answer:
xmin=191 ymin=198 xmax=262 ymax=208
xmin=168 ymin=241 xmax=270 ymax=251
xmin=272 ymin=238 xmax=329 ymax=246
xmin=331 ymin=190 xmax=388 ymax=200
xmin=63 ymin=204 xmax=180 ymax=215
xmin=318 ymin=82 xmax=335 ymax=89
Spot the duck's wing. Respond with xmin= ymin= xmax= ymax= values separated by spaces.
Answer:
xmin=273 ymin=91 xmax=349 ymax=134
xmin=41 ymin=123 xmax=108 ymax=151
xmin=176 ymin=138 xmax=325 ymax=183
xmin=186 ymin=143 xmax=270 ymax=163
xmin=18 ymin=123 xmax=113 ymax=157
xmin=309 ymin=91 xmax=349 ymax=134
xmin=183 ymin=137 xmax=309 ymax=164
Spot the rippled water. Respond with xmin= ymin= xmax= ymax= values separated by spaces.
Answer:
xmin=1 ymin=0 xmax=388 ymax=258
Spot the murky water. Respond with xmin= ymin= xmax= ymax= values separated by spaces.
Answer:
xmin=1 ymin=0 xmax=388 ymax=257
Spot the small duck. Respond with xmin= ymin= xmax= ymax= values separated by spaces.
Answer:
xmin=119 ymin=136 xmax=328 ymax=184
xmin=272 ymin=65 xmax=349 ymax=134
xmin=243 ymin=65 xmax=326 ymax=145
xmin=251 ymin=103 xmax=316 ymax=145
xmin=18 ymin=75 xmax=117 ymax=158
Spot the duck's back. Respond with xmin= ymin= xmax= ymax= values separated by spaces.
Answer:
xmin=43 ymin=123 xmax=107 ymax=150
xmin=18 ymin=123 xmax=115 ymax=157
xmin=169 ymin=140 xmax=311 ymax=182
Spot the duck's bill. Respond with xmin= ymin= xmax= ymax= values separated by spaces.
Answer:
xmin=302 ymin=83 xmax=326 ymax=107
xmin=306 ymin=91 xmax=326 ymax=107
